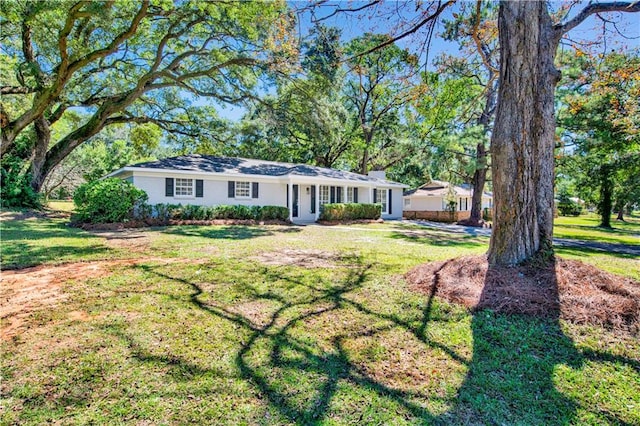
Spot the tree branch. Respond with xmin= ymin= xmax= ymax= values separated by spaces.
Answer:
xmin=350 ymin=0 xmax=454 ymax=58
xmin=555 ymin=1 xmax=640 ymax=35
xmin=1 ymin=86 xmax=36 ymax=95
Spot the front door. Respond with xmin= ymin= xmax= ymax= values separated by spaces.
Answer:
xmin=292 ymin=184 xmax=299 ymax=218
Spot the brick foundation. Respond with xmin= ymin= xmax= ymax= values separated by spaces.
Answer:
xmin=403 ymin=210 xmax=471 ymax=223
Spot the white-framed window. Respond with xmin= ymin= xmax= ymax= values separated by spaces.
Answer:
xmin=347 ymin=187 xmax=354 ymax=203
xmin=175 ymin=178 xmax=193 ymax=197
xmin=378 ymin=188 xmax=388 ymax=214
xmin=404 ymin=197 xmax=411 ymax=208
xmin=235 ymin=181 xmax=251 ymax=198
xmin=319 ymin=185 xmax=330 ymax=205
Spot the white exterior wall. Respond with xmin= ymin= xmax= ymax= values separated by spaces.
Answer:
xmin=134 ymin=173 xmax=287 ymax=207
xmin=482 ymin=196 xmax=493 ymax=209
xmin=128 ymin=171 xmax=405 ymax=220
xmin=384 ymin=188 xmax=403 ymax=220
xmin=404 ymin=195 xmax=444 ymax=211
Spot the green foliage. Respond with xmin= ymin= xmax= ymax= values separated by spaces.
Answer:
xmin=2 ymin=0 xmax=291 ymax=194
xmin=319 ymin=203 xmax=381 ymax=221
xmin=73 ymin=178 xmax=148 ymax=223
xmin=557 ymin=195 xmax=583 ymax=217
xmin=301 ymin=24 xmax=342 ymax=83
xmin=138 ymin=204 xmax=290 ymax=221
xmin=255 ymin=205 xmax=290 ymax=221
xmin=556 ymin=50 xmax=640 ymax=227
xmin=0 ymin=156 xmax=40 ymax=208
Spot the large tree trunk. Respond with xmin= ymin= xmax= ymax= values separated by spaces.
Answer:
xmin=468 ymin=142 xmax=488 ymax=225
xmin=598 ymin=164 xmax=613 ymax=228
xmin=467 ymin=77 xmax=497 ymax=227
xmin=29 ymin=115 xmax=51 ymax=192
xmin=488 ymin=2 xmax=561 ymax=265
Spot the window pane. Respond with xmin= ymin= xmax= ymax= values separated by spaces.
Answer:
xmin=319 ymin=185 xmax=329 ymax=205
xmin=379 ymin=188 xmax=387 ymax=213
xmin=347 ymin=187 xmax=354 ymax=203
xmin=235 ymin=181 xmax=250 ymax=198
xmin=175 ymin=178 xmax=193 ymax=196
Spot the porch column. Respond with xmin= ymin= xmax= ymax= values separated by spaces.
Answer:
xmin=288 ymin=181 xmax=293 ymax=222
xmin=315 ymin=184 xmax=320 ymax=221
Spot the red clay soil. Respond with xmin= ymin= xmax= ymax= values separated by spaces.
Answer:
xmin=405 ymin=255 xmax=640 ymax=334
xmin=0 ymin=257 xmax=182 ymax=341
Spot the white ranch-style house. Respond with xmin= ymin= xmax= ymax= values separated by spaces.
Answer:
xmin=108 ymin=154 xmax=407 ymax=223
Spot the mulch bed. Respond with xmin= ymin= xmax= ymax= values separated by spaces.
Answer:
xmin=405 ymin=255 xmax=640 ymax=334
xmin=75 ymin=219 xmax=291 ymax=231
xmin=316 ymin=219 xmax=385 ymax=226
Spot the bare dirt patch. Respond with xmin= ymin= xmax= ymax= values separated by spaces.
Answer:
xmin=405 ymin=255 xmax=640 ymax=334
xmin=0 ymin=257 xmax=180 ymax=341
xmin=252 ymin=249 xmax=346 ymax=268
xmin=89 ymin=229 xmax=153 ymax=252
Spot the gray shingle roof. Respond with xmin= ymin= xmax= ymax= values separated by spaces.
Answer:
xmin=129 ymin=154 xmax=405 ymax=186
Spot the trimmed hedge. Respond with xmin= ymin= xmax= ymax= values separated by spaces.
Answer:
xmin=557 ymin=198 xmax=583 ymax=216
xmin=73 ymin=178 xmax=148 ymax=223
xmin=319 ymin=203 xmax=381 ymax=221
xmin=135 ymin=204 xmax=289 ymax=222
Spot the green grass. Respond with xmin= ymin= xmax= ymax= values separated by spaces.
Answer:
xmin=554 ymin=213 xmax=640 ymax=245
xmin=1 ymin=216 xmax=638 ymax=425
xmin=46 ymin=200 xmax=75 ymax=213
xmin=0 ymin=214 xmax=125 ymax=269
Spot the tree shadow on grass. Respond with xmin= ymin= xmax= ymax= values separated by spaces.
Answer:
xmin=1 ymin=242 xmax=110 ymax=270
xmin=162 ymin=225 xmax=301 ymax=240
xmin=388 ymin=230 xmax=488 ymax=249
xmin=119 ymin=260 xmax=449 ymax=423
xmin=96 ymin=258 xmax=636 ymax=425
xmin=440 ymin=260 xmax=584 ymax=425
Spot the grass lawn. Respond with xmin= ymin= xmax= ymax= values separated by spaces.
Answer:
xmin=46 ymin=200 xmax=75 ymax=213
xmin=554 ymin=213 xmax=640 ymax=245
xmin=1 ymin=213 xmax=639 ymax=425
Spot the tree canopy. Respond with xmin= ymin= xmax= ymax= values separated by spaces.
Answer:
xmin=0 ymin=0 xmax=292 ymax=197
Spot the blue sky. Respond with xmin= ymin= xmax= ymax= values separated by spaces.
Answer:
xmin=215 ymin=1 xmax=640 ymax=121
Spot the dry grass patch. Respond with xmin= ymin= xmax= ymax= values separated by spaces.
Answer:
xmin=406 ymin=255 xmax=640 ymax=334
xmin=252 ymin=249 xmax=348 ymax=268
xmin=90 ymin=229 xmax=153 ymax=252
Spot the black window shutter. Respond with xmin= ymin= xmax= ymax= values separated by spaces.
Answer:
xmin=353 ymin=187 xmax=358 ymax=203
xmin=286 ymin=185 xmax=289 ymax=207
xmin=330 ymin=186 xmax=336 ymax=203
xmin=373 ymin=188 xmax=378 ymax=203
xmin=228 ymin=181 xmax=235 ymax=198
xmin=252 ymin=182 xmax=259 ymax=199
xmin=388 ymin=189 xmax=392 ymax=214
xmin=195 ymin=179 xmax=203 ymax=198
xmin=311 ymin=185 xmax=316 ymax=213
xmin=165 ymin=178 xmax=174 ymax=197
xmin=336 ymin=187 xmax=342 ymax=203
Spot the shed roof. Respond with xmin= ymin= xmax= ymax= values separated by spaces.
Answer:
xmin=404 ymin=180 xmax=491 ymax=198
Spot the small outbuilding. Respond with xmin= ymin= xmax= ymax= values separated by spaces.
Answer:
xmin=402 ymin=180 xmax=493 ymax=223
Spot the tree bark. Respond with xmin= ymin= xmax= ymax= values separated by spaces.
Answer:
xmin=487 ymin=2 xmax=561 ymax=265
xmin=468 ymin=142 xmax=488 ymax=225
xmin=29 ymin=115 xmax=52 ymax=192
xmin=598 ymin=165 xmax=613 ymax=228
